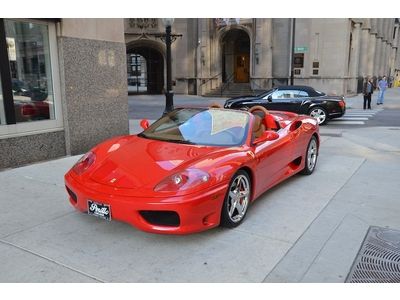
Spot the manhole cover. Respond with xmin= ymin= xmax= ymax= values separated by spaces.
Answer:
xmin=346 ymin=226 xmax=400 ymax=283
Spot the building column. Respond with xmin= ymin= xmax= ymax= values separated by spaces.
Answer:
xmin=390 ymin=24 xmax=399 ymax=78
xmin=374 ymin=36 xmax=383 ymax=76
xmin=368 ymin=33 xmax=377 ymax=77
xmin=385 ymin=42 xmax=391 ymax=76
xmin=359 ymin=26 xmax=370 ymax=76
xmin=59 ymin=19 xmax=128 ymax=155
xmin=198 ymin=18 xmax=210 ymax=95
xmin=349 ymin=23 xmax=362 ymax=93
xmin=254 ymin=18 xmax=272 ymax=89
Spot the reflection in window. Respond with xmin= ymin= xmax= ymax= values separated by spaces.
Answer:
xmin=5 ymin=20 xmax=54 ymax=123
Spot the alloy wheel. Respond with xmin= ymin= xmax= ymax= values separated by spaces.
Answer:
xmin=227 ymin=174 xmax=250 ymax=223
xmin=307 ymin=138 xmax=318 ymax=172
xmin=310 ymin=108 xmax=327 ymax=125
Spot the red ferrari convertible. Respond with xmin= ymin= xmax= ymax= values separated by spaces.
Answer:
xmin=65 ymin=106 xmax=319 ymax=234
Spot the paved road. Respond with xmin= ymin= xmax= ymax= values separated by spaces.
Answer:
xmin=128 ymin=88 xmax=400 ymax=128
xmin=128 ymin=94 xmax=227 ymax=120
xmin=1 ymin=88 xmax=400 ymax=283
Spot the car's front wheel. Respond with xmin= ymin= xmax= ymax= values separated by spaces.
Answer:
xmin=220 ymin=170 xmax=251 ymax=228
xmin=300 ymin=136 xmax=318 ymax=175
xmin=309 ymin=106 xmax=328 ymax=125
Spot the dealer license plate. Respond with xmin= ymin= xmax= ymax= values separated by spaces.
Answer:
xmin=87 ymin=200 xmax=111 ymax=221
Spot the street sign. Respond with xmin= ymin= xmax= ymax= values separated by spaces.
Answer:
xmin=294 ymin=46 xmax=308 ymax=53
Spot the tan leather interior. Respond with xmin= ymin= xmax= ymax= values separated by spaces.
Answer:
xmin=252 ymin=115 xmax=266 ymax=139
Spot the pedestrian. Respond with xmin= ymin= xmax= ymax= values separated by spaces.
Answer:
xmin=362 ymin=77 xmax=374 ymax=110
xmin=377 ymin=76 xmax=388 ymax=105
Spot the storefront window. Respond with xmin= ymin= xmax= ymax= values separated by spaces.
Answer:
xmin=5 ymin=20 xmax=55 ymax=123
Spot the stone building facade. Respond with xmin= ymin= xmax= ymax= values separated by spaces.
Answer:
xmin=125 ymin=18 xmax=400 ymax=96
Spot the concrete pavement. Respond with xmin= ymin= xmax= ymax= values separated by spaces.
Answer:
xmin=1 ymin=88 xmax=400 ymax=282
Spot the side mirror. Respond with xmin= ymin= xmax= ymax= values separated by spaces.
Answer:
xmin=253 ymin=131 xmax=279 ymax=145
xmin=140 ymin=119 xmax=150 ymax=129
xmin=267 ymin=95 xmax=273 ymax=102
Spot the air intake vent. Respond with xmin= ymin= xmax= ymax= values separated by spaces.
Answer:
xmin=139 ymin=210 xmax=180 ymax=227
xmin=346 ymin=226 xmax=400 ymax=283
xmin=66 ymin=185 xmax=77 ymax=203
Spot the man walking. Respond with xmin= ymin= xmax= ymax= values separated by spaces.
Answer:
xmin=377 ymin=76 xmax=388 ymax=105
xmin=362 ymin=77 xmax=374 ymax=110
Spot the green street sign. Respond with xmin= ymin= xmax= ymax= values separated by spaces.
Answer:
xmin=294 ymin=46 xmax=308 ymax=53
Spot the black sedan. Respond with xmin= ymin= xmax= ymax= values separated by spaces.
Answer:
xmin=224 ymin=85 xmax=346 ymax=125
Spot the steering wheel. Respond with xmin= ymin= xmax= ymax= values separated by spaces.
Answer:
xmin=248 ymin=105 xmax=269 ymax=116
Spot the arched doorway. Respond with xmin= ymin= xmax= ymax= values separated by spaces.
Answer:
xmin=126 ymin=46 xmax=164 ymax=94
xmin=221 ymin=29 xmax=250 ymax=83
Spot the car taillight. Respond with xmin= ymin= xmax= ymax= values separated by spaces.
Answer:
xmin=339 ymin=99 xmax=346 ymax=109
xmin=154 ymin=169 xmax=210 ymax=192
xmin=21 ymin=104 xmax=35 ymax=116
xmin=72 ymin=151 xmax=96 ymax=175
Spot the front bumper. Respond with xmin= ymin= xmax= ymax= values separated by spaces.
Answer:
xmin=64 ymin=172 xmax=228 ymax=234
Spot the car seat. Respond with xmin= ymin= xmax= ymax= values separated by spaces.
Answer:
xmin=252 ymin=115 xmax=266 ymax=138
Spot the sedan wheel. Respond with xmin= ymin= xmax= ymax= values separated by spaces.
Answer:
xmin=300 ymin=136 xmax=318 ymax=175
xmin=309 ymin=107 xmax=328 ymax=125
xmin=220 ymin=170 xmax=251 ymax=228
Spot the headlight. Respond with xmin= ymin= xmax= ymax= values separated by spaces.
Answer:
xmin=154 ymin=169 xmax=210 ymax=192
xmin=72 ymin=151 xmax=96 ymax=175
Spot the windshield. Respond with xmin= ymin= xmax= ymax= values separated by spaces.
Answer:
xmin=257 ymin=88 xmax=274 ymax=97
xmin=139 ymin=108 xmax=250 ymax=146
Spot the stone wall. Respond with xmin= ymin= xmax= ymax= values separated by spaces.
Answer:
xmin=58 ymin=36 xmax=129 ymax=155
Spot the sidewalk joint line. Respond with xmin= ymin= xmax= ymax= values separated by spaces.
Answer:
xmin=0 ymin=239 xmax=105 ymax=283
xmin=0 ymin=211 xmax=75 ymax=240
xmin=297 ymin=158 xmax=368 ymax=282
xmin=262 ymin=157 xmax=367 ymax=283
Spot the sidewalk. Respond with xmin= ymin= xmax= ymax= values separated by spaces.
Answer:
xmin=1 ymin=88 xmax=400 ymax=283
xmin=344 ymin=87 xmax=400 ymax=110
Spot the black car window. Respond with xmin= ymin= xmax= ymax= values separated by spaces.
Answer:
xmin=296 ymin=90 xmax=309 ymax=97
xmin=313 ymin=89 xmax=326 ymax=96
xmin=271 ymin=90 xmax=299 ymax=99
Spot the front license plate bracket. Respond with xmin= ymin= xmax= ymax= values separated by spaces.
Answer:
xmin=87 ymin=200 xmax=111 ymax=221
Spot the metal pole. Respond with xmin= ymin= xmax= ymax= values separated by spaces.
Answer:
xmin=164 ymin=24 xmax=174 ymax=114
xmin=135 ymin=55 xmax=139 ymax=93
xmin=290 ymin=18 xmax=296 ymax=86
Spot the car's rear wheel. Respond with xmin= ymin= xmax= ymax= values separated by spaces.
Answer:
xmin=220 ymin=170 xmax=251 ymax=228
xmin=309 ymin=106 xmax=328 ymax=125
xmin=300 ymin=136 xmax=318 ymax=175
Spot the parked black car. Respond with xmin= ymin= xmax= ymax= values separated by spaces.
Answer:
xmin=224 ymin=85 xmax=346 ymax=125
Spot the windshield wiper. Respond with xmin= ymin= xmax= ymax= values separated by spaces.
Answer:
xmin=164 ymin=139 xmax=196 ymax=145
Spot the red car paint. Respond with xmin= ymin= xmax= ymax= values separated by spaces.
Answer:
xmin=65 ymin=108 xmax=319 ymax=234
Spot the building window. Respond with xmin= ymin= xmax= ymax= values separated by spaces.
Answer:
xmin=0 ymin=19 xmax=62 ymax=137
xmin=5 ymin=20 xmax=55 ymax=123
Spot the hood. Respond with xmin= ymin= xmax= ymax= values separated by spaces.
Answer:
xmin=89 ymin=135 xmax=220 ymax=190
xmin=228 ymin=95 xmax=258 ymax=101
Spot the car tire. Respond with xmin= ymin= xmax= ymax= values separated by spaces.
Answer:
xmin=220 ymin=170 xmax=251 ymax=228
xmin=309 ymin=106 xmax=329 ymax=125
xmin=300 ymin=136 xmax=318 ymax=175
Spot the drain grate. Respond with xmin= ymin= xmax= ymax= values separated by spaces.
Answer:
xmin=346 ymin=226 xmax=400 ymax=283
